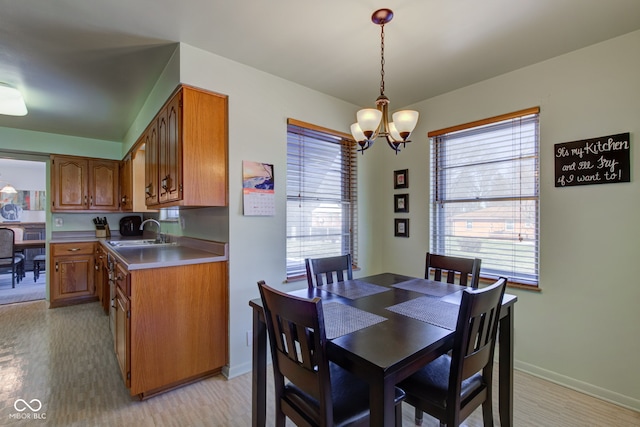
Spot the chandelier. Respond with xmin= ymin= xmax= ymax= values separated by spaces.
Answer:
xmin=350 ymin=9 xmax=419 ymax=155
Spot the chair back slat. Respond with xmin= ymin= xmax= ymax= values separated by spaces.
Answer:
xmin=425 ymin=252 xmax=481 ymax=288
xmin=305 ymin=254 xmax=353 ymax=289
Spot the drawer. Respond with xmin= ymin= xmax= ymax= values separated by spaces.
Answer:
xmin=51 ymin=242 xmax=95 ymax=256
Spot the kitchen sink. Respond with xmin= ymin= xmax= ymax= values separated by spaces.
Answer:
xmin=107 ymin=239 xmax=177 ymax=248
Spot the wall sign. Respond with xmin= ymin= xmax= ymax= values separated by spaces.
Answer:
xmin=554 ymin=132 xmax=630 ymax=187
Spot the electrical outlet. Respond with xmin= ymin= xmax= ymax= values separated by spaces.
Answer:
xmin=246 ymin=330 xmax=252 ymax=347
xmin=54 ymin=217 xmax=63 ymax=227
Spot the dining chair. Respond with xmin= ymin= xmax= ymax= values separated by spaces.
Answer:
xmin=399 ymin=277 xmax=507 ymax=427
xmin=425 ymin=252 xmax=481 ymax=288
xmin=305 ymin=254 xmax=353 ymax=290
xmin=0 ymin=227 xmax=25 ymax=288
xmin=8 ymin=227 xmax=26 ymax=281
xmin=257 ymin=280 xmax=405 ymax=426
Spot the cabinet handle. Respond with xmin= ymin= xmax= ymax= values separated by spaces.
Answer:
xmin=145 ymin=184 xmax=154 ymax=197
xmin=84 ymin=195 xmax=88 ymax=205
xmin=55 ymin=262 xmax=59 ymax=272
xmin=67 ymin=248 xmax=81 ymax=252
xmin=111 ymin=298 xmax=116 ymax=309
xmin=90 ymin=195 xmax=93 ymax=206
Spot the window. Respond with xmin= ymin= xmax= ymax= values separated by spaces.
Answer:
xmin=430 ymin=108 xmax=540 ymax=286
xmin=286 ymin=119 xmax=357 ymax=279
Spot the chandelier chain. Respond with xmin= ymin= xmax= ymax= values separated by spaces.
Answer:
xmin=380 ymin=24 xmax=385 ymax=96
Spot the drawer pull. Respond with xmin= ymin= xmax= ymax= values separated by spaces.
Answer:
xmin=67 ymin=248 xmax=81 ymax=252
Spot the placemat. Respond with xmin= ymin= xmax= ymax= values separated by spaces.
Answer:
xmin=385 ymin=297 xmax=459 ymax=330
xmin=323 ymin=302 xmax=387 ymax=339
xmin=322 ymin=279 xmax=391 ymax=300
xmin=392 ymin=278 xmax=466 ymax=297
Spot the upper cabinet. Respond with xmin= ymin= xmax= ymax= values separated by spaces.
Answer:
xmin=144 ymin=85 xmax=228 ymax=208
xmin=51 ymin=155 xmax=120 ymax=212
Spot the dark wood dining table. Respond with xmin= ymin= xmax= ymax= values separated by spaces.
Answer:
xmin=249 ymin=273 xmax=517 ymax=427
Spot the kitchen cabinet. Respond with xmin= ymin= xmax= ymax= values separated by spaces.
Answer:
xmin=119 ymin=153 xmax=133 ymax=211
xmin=114 ymin=258 xmax=228 ymax=398
xmin=120 ymin=149 xmax=156 ymax=213
xmin=49 ymin=242 xmax=97 ymax=307
xmin=144 ymin=85 xmax=228 ymax=208
xmin=51 ymin=155 xmax=120 ymax=212
xmin=114 ymin=262 xmax=130 ymax=389
xmin=94 ymin=244 xmax=109 ymax=314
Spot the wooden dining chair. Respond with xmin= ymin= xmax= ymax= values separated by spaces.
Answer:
xmin=258 ymin=280 xmax=405 ymax=426
xmin=305 ymin=254 xmax=353 ymax=290
xmin=426 ymin=252 xmax=481 ymax=288
xmin=399 ymin=277 xmax=507 ymax=427
xmin=0 ymin=228 xmax=25 ymax=288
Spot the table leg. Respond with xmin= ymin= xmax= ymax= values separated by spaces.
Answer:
xmin=498 ymin=304 xmax=514 ymax=427
xmin=252 ymin=308 xmax=267 ymax=427
xmin=368 ymin=378 xmax=396 ymax=427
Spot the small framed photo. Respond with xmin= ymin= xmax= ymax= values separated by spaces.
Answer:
xmin=394 ymin=169 xmax=409 ymax=189
xmin=394 ymin=194 xmax=409 ymax=213
xmin=394 ymin=218 xmax=409 ymax=237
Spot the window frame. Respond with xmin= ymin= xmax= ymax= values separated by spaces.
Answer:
xmin=428 ymin=107 xmax=540 ymax=287
xmin=285 ymin=119 xmax=357 ymax=281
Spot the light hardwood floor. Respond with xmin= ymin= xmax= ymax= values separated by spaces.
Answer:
xmin=0 ymin=300 xmax=638 ymax=426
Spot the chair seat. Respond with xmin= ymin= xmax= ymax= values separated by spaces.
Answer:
xmin=285 ymin=362 xmax=405 ymax=426
xmin=399 ymin=354 xmax=484 ymax=409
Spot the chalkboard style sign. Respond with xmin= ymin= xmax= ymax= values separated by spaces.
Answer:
xmin=555 ymin=132 xmax=630 ymax=187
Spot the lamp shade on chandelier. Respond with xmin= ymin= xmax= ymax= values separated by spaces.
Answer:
xmin=351 ymin=9 xmax=419 ymax=154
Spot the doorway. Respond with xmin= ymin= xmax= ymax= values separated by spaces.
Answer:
xmin=0 ymin=157 xmax=47 ymax=305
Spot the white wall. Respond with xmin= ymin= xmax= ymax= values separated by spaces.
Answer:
xmin=174 ymin=43 xmax=378 ymax=377
xmin=376 ymin=30 xmax=640 ymax=410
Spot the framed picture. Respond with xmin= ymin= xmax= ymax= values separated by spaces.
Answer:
xmin=394 ymin=218 xmax=409 ymax=237
xmin=394 ymin=194 xmax=409 ymax=213
xmin=394 ymin=169 xmax=409 ymax=189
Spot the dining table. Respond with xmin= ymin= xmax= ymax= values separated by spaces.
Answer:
xmin=249 ymin=272 xmax=517 ymax=427
xmin=14 ymin=239 xmax=46 ymax=250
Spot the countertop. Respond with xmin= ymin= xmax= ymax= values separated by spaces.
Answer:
xmin=50 ymin=232 xmax=228 ymax=271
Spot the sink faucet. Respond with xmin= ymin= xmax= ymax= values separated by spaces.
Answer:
xmin=139 ymin=219 xmax=165 ymax=242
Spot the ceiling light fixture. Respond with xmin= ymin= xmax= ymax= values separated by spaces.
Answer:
xmin=351 ymin=9 xmax=419 ymax=155
xmin=0 ymin=83 xmax=28 ymax=116
xmin=0 ymin=182 xmax=17 ymax=193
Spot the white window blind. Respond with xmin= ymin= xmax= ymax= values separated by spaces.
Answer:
xmin=430 ymin=108 xmax=540 ymax=285
xmin=286 ymin=119 xmax=357 ymax=279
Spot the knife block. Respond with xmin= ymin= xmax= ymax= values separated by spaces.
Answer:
xmin=96 ymin=225 xmax=111 ymax=238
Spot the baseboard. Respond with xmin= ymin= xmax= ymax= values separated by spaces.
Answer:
xmin=515 ymin=360 xmax=640 ymax=412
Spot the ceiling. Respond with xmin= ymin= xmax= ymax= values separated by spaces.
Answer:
xmin=1 ymin=0 xmax=640 ymax=143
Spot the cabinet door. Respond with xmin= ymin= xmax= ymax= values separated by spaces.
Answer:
xmin=119 ymin=154 xmax=133 ymax=211
xmin=144 ymin=121 xmax=159 ymax=206
xmin=115 ymin=285 xmax=131 ymax=388
xmin=51 ymin=156 xmax=89 ymax=210
xmin=89 ymin=159 xmax=119 ymax=211
xmin=51 ymin=254 xmax=95 ymax=302
xmin=159 ymin=92 xmax=182 ymax=204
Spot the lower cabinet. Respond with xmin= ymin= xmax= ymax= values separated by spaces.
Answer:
xmin=49 ymin=242 xmax=97 ymax=308
xmin=115 ymin=280 xmax=131 ymax=389
xmin=120 ymin=261 xmax=228 ymax=398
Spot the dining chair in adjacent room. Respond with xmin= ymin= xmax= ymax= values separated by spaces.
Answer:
xmin=399 ymin=277 xmax=507 ymax=427
xmin=305 ymin=254 xmax=353 ymax=290
xmin=8 ymin=227 xmax=26 ymax=280
xmin=0 ymin=228 xmax=25 ymax=288
xmin=258 ymin=280 xmax=405 ymax=427
xmin=426 ymin=252 xmax=481 ymax=288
